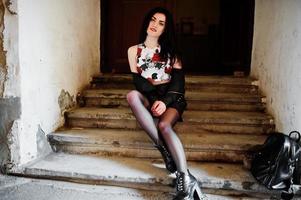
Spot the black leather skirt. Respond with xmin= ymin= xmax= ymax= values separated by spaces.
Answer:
xmin=147 ymin=82 xmax=187 ymax=121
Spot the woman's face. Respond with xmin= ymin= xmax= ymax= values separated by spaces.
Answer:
xmin=147 ymin=12 xmax=166 ymax=37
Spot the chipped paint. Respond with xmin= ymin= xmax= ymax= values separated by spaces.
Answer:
xmin=0 ymin=97 xmax=20 ymax=173
xmin=0 ymin=2 xmax=6 ymax=97
xmin=2 ymin=0 xmax=20 ymax=98
xmin=36 ymin=125 xmax=52 ymax=159
xmin=241 ymin=181 xmax=255 ymax=190
xmin=4 ymin=0 xmax=17 ymax=15
xmin=6 ymin=119 xmax=20 ymax=172
xmin=0 ymin=0 xmax=20 ymax=172
xmin=58 ymin=89 xmax=76 ymax=115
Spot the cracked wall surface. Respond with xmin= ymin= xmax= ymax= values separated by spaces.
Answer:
xmin=0 ymin=2 xmax=6 ymax=97
xmin=18 ymin=0 xmax=100 ymax=165
xmin=0 ymin=98 xmax=20 ymax=172
xmin=58 ymin=89 xmax=76 ymax=116
xmin=251 ymin=0 xmax=301 ymax=132
xmin=0 ymin=0 xmax=100 ymax=169
xmin=36 ymin=125 xmax=52 ymax=160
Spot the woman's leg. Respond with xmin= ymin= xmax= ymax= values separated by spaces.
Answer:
xmin=126 ymin=90 xmax=160 ymax=144
xmin=127 ymin=90 xmax=176 ymax=173
xmin=158 ymin=108 xmax=187 ymax=173
xmin=159 ymin=108 xmax=207 ymax=199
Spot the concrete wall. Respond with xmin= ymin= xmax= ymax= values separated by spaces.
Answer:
xmin=251 ymin=0 xmax=301 ymax=133
xmin=17 ymin=0 xmax=100 ymax=165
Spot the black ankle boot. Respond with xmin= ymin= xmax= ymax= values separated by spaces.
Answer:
xmin=154 ymin=144 xmax=177 ymax=173
xmin=173 ymin=170 xmax=207 ymax=200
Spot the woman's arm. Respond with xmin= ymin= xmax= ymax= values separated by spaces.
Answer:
xmin=128 ymin=45 xmax=138 ymax=73
xmin=160 ymin=58 xmax=185 ymax=107
xmin=173 ymin=58 xmax=182 ymax=69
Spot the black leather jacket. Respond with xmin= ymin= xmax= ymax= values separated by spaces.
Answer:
xmin=132 ymin=68 xmax=185 ymax=106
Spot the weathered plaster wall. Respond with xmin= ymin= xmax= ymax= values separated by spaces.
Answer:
xmin=0 ymin=2 xmax=6 ymax=95
xmin=3 ymin=0 xmax=20 ymax=98
xmin=251 ymin=0 xmax=301 ymax=132
xmin=18 ymin=0 xmax=100 ymax=164
xmin=0 ymin=0 xmax=21 ymax=172
xmin=0 ymin=98 xmax=21 ymax=172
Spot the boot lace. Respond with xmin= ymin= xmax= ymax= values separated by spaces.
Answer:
xmin=161 ymin=145 xmax=171 ymax=159
xmin=176 ymin=173 xmax=185 ymax=192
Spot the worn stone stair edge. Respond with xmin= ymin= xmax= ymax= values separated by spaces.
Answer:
xmin=84 ymin=97 xmax=264 ymax=105
xmin=47 ymin=129 xmax=265 ymax=151
xmin=84 ymin=98 xmax=266 ymax=105
xmin=47 ymin=132 xmax=253 ymax=163
xmin=49 ymin=137 xmax=249 ymax=151
xmin=85 ymin=102 xmax=266 ymax=113
xmin=2 ymin=181 xmax=173 ymax=200
xmin=48 ymin=136 xmax=257 ymax=152
xmin=66 ymin=108 xmax=274 ymax=125
xmin=8 ymin=171 xmax=268 ymax=200
xmin=14 ymin=165 xmax=260 ymax=194
xmin=51 ymin=146 xmax=248 ymax=163
xmin=92 ymin=74 xmax=258 ymax=86
xmin=67 ymin=115 xmax=274 ymax=126
xmin=83 ymin=95 xmax=266 ymax=105
xmin=9 ymin=164 xmax=299 ymax=200
xmin=82 ymin=89 xmax=264 ymax=101
xmin=83 ymin=98 xmax=266 ymax=113
xmin=1 ymin=175 xmax=255 ymax=200
xmin=66 ymin=119 xmax=275 ymax=135
xmin=9 ymin=153 xmax=279 ymax=196
xmin=91 ymin=85 xmax=260 ymax=95
xmin=48 ymin=144 xmax=249 ymax=163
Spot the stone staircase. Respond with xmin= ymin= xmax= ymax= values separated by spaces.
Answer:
xmin=11 ymin=74 xmax=282 ymax=199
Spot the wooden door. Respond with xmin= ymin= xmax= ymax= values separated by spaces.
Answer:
xmin=218 ymin=0 xmax=255 ymax=75
xmin=101 ymin=0 xmax=255 ymax=75
xmin=101 ymin=0 xmax=173 ymax=73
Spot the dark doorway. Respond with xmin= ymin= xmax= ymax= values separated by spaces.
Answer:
xmin=101 ymin=0 xmax=254 ymax=75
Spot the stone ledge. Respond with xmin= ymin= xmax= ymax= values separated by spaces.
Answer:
xmin=48 ymin=128 xmax=267 ymax=162
xmin=10 ymin=153 xmax=271 ymax=195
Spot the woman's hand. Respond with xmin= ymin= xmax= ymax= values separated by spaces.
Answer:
xmin=151 ymin=101 xmax=166 ymax=117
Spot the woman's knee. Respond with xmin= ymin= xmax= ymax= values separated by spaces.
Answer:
xmin=126 ymin=90 xmax=141 ymax=105
xmin=158 ymin=121 xmax=172 ymax=136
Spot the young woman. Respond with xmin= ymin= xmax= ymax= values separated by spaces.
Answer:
xmin=126 ymin=7 xmax=207 ymax=200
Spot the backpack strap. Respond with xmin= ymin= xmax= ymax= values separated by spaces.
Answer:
xmin=282 ymin=132 xmax=301 ymax=200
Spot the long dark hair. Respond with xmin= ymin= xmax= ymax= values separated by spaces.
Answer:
xmin=139 ymin=7 xmax=179 ymax=64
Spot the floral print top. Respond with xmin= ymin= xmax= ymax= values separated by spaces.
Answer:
xmin=136 ymin=43 xmax=172 ymax=83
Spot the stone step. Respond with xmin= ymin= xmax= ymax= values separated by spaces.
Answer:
xmin=82 ymin=89 xmax=265 ymax=111
xmin=1 ymin=175 xmax=249 ymax=200
xmin=65 ymin=107 xmax=275 ymax=134
xmin=48 ymin=128 xmax=267 ymax=163
xmin=10 ymin=153 xmax=278 ymax=199
xmin=91 ymin=74 xmax=259 ymax=94
xmin=0 ymin=175 xmax=173 ymax=200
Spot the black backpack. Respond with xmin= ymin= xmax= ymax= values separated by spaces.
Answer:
xmin=250 ymin=131 xmax=301 ymax=200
